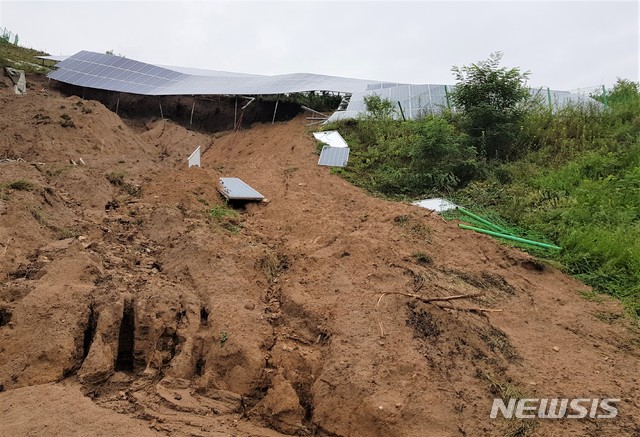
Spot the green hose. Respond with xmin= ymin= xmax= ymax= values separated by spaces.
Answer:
xmin=457 ymin=207 xmax=511 ymax=235
xmin=458 ymin=224 xmax=562 ymax=250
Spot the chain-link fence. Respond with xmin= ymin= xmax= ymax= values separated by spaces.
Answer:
xmin=0 ymin=27 xmax=20 ymax=46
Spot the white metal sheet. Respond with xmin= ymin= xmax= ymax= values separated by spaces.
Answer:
xmin=218 ymin=177 xmax=264 ymax=201
xmin=313 ymin=131 xmax=348 ymax=148
xmin=412 ymin=198 xmax=458 ymax=213
xmin=318 ymin=146 xmax=349 ymax=167
xmin=188 ymin=146 xmax=201 ymax=168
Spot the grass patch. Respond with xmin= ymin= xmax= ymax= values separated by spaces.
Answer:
xmin=0 ymin=39 xmax=50 ymax=73
xmin=207 ymin=205 xmax=241 ymax=233
xmin=412 ymin=252 xmax=433 ymax=265
xmin=207 ymin=205 xmax=238 ymax=221
xmin=6 ymin=180 xmax=36 ymax=191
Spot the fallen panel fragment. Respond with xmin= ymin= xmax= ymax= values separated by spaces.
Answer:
xmin=318 ymin=146 xmax=350 ymax=167
xmin=218 ymin=177 xmax=264 ymax=201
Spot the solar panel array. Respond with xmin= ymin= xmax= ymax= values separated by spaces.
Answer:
xmin=327 ymin=83 xmax=598 ymax=122
xmin=49 ymin=51 xmax=187 ymax=95
xmin=318 ymin=146 xmax=350 ymax=167
xmin=48 ymin=51 xmax=376 ymax=96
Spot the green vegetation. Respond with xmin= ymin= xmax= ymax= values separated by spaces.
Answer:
xmin=219 ymin=330 xmax=228 ymax=346
xmin=451 ymin=52 xmax=530 ymax=160
xmin=326 ymin=109 xmax=478 ymax=196
xmin=465 ymin=79 xmax=640 ymax=316
xmin=0 ymin=37 xmax=50 ymax=73
xmin=323 ymin=53 xmax=640 ymax=317
xmin=207 ymin=204 xmax=238 ymax=221
xmin=207 ymin=204 xmax=241 ymax=233
xmin=281 ymin=91 xmax=342 ymax=112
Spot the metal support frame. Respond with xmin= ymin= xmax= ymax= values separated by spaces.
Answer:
xmin=234 ymin=97 xmax=238 ymax=128
xmin=301 ymin=105 xmax=328 ymax=119
xmin=271 ymin=98 xmax=279 ymax=125
xmin=159 ymin=97 xmax=164 ymax=119
xmin=115 ymin=94 xmax=120 ymax=115
xmin=190 ymin=96 xmax=196 ymax=125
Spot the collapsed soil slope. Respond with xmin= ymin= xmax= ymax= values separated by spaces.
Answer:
xmin=0 ymin=76 xmax=639 ymax=436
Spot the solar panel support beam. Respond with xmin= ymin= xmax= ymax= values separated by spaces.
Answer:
xmin=234 ymin=97 xmax=238 ymax=128
xmin=301 ymin=105 xmax=328 ymax=119
xmin=271 ymin=98 xmax=279 ymax=125
xmin=115 ymin=95 xmax=120 ymax=115
xmin=190 ymin=96 xmax=196 ymax=125
xmin=159 ymin=98 xmax=164 ymax=120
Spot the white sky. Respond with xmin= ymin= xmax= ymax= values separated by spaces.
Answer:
xmin=0 ymin=0 xmax=638 ymax=90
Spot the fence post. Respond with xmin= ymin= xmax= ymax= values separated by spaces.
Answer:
xmin=397 ymin=101 xmax=406 ymax=121
xmin=602 ymin=85 xmax=608 ymax=109
xmin=444 ymin=85 xmax=451 ymax=110
xmin=547 ymin=87 xmax=552 ymax=111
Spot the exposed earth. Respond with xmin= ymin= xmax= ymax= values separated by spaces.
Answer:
xmin=0 ymin=72 xmax=639 ymax=436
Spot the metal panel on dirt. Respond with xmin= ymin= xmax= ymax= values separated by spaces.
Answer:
xmin=313 ymin=131 xmax=348 ymax=148
xmin=218 ymin=177 xmax=264 ymax=201
xmin=318 ymin=146 xmax=350 ymax=167
xmin=188 ymin=146 xmax=201 ymax=168
xmin=412 ymin=198 xmax=458 ymax=213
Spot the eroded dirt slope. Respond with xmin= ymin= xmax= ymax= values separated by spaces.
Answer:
xmin=0 ymin=76 xmax=639 ymax=436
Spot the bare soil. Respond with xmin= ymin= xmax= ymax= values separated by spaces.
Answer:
xmin=0 ymin=73 xmax=639 ymax=436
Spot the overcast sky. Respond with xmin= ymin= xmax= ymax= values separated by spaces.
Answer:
xmin=0 ymin=0 xmax=638 ymax=90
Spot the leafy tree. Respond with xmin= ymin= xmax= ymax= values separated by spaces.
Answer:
xmin=451 ymin=52 xmax=530 ymax=160
xmin=364 ymin=95 xmax=397 ymax=120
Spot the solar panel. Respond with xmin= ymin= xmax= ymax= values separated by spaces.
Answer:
xmin=218 ymin=178 xmax=264 ymax=201
xmin=318 ymin=146 xmax=350 ymax=167
xmin=49 ymin=51 xmax=187 ymax=96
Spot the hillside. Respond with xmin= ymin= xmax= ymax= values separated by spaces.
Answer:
xmin=0 ymin=71 xmax=639 ymax=436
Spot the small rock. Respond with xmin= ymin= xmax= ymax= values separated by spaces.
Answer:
xmin=552 ymin=346 xmax=560 ymax=352
xmin=174 ymin=393 xmax=182 ymax=400
xmin=118 ymin=391 xmax=126 ymax=399
xmin=151 ymin=268 xmax=158 ymax=274
xmin=378 ymin=405 xmax=384 ymax=410
xmin=244 ymin=303 xmax=255 ymax=310
xmin=78 ymin=235 xmax=88 ymax=241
